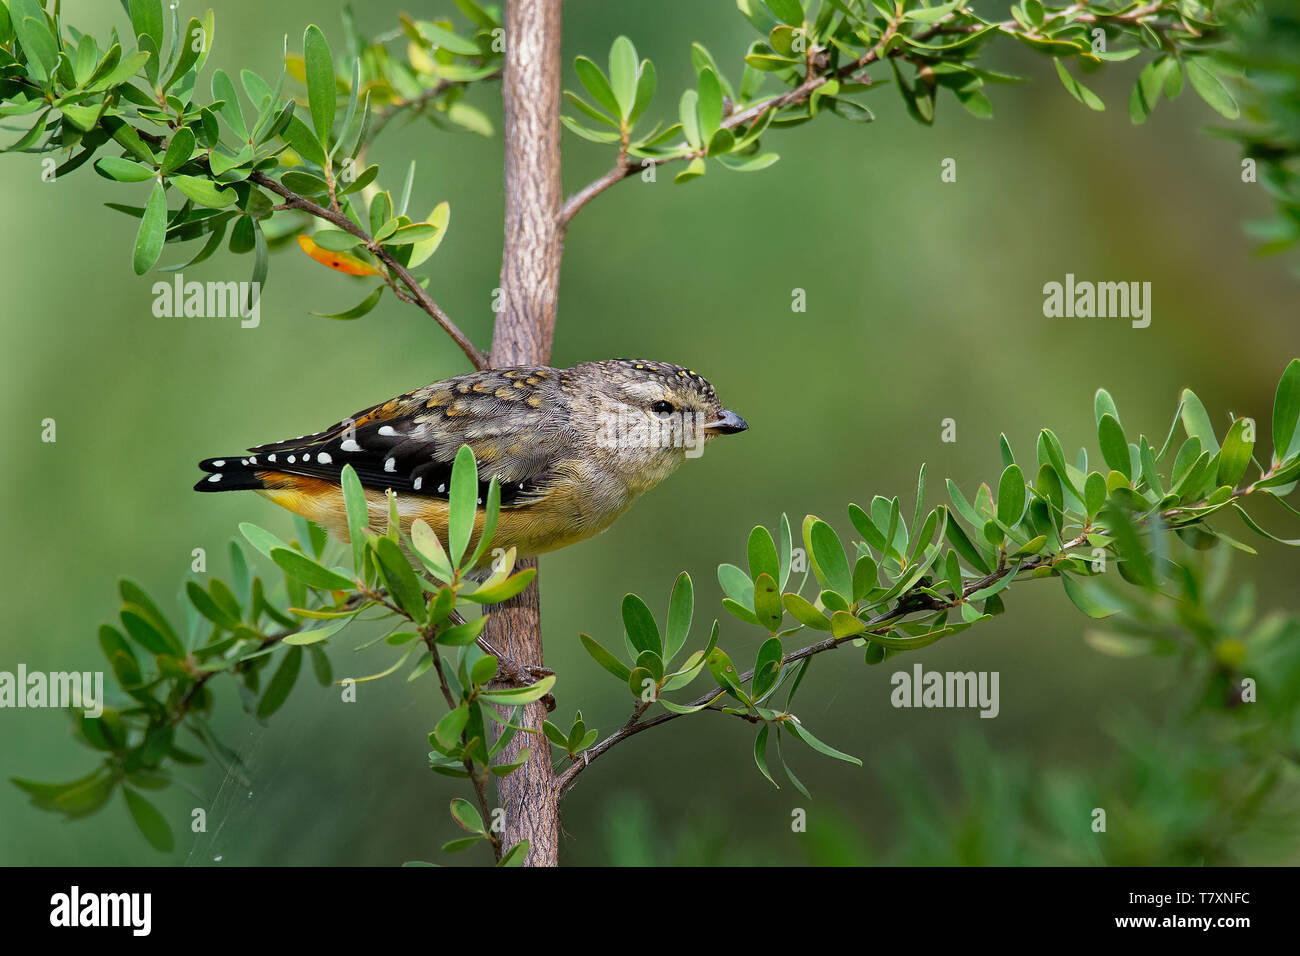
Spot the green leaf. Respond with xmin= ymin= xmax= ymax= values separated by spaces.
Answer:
xmin=747 ymin=526 xmax=779 ymax=583
xmin=450 ymin=796 xmax=485 ymax=833
xmin=1186 ymin=59 xmax=1238 ymax=119
xmin=706 ymin=647 xmax=748 ymax=702
xmin=621 ymin=593 xmax=661 ymax=657
xmin=785 ymin=719 xmax=861 ymax=766
xmin=448 ymin=445 xmax=477 ymax=567
xmin=465 ymin=568 xmax=536 ymax=604
xmin=664 ymin=572 xmax=694 ymax=664
xmin=433 ymin=704 xmax=470 ymax=749
xmin=166 ymin=18 xmax=207 ymax=92
xmin=479 ymin=674 xmax=556 ymax=705
xmin=311 ymin=286 xmax=384 ymax=320
xmin=764 ymin=0 xmax=804 ymax=27
xmin=257 ymin=645 xmax=303 ymax=718
xmin=1272 ymin=359 xmax=1300 ymax=463
xmin=1061 ymin=576 xmax=1123 ymax=619
xmin=697 ymin=67 xmax=723 ymax=141
xmin=123 ymin=787 xmax=174 ymax=852
xmin=1054 ymin=58 xmax=1104 ymax=111
xmin=371 ymin=536 xmax=426 ymax=623
xmin=1180 ymin=388 xmax=1220 ymax=455
xmin=751 ymin=637 xmax=783 ymax=701
xmin=270 ymin=547 xmax=354 ymax=591
xmin=13 ymin=9 xmax=58 ymax=81
xmin=282 ymin=619 xmax=349 ymax=646
xmin=674 ymin=156 xmax=706 ymax=184
xmin=753 ymin=724 xmax=779 ymax=788
xmin=470 ymin=656 xmax=498 ymax=688
xmin=1234 ymin=504 xmax=1300 ymax=546
xmin=185 ymin=580 xmax=239 ymax=630
xmin=132 ymin=181 xmax=167 ymax=275
xmin=211 ymin=69 xmax=247 ymax=142
xmin=580 ymin=633 xmax=632 ymax=682
xmin=171 ymin=174 xmax=238 ymax=208
xmin=127 ymin=0 xmax=164 ymax=53
xmin=715 ymin=152 xmax=780 ymax=172
xmin=1217 ymin=419 xmax=1255 ymax=488
xmin=904 ymin=0 xmax=962 ymax=23
xmin=328 ymin=467 xmax=367 ymax=577
xmin=407 ymin=201 xmax=450 ymax=268
xmin=996 ymin=464 xmax=1026 ymax=526
xmin=608 ymin=35 xmax=638 ymax=121
xmin=1105 ymin=504 xmax=1154 ymax=589
xmin=808 ymin=520 xmax=851 ymax=598
xmin=94 ymin=157 xmax=156 ymax=182
xmin=574 ymin=56 xmax=620 ymax=118
xmin=421 ymin=21 xmax=481 ymax=56
xmin=284 ymin=114 xmax=326 ymax=165
xmin=304 ymin=25 xmax=336 ymax=142
xmin=782 ymin=592 xmax=830 ymax=630
xmin=159 ymin=126 xmax=195 ymax=175
xmin=498 ymin=840 xmax=529 ymax=866
xmin=753 ymin=572 xmax=783 ymax=632
xmin=436 ymin=615 xmax=488 ymax=646
xmin=631 ymin=58 xmax=656 ymax=126
xmin=1097 ymin=414 xmax=1130 ymax=479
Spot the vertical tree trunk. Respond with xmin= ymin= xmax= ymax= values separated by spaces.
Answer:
xmin=487 ymin=0 xmax=564 ymax=867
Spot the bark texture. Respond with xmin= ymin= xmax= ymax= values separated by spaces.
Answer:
xmin=487 ymin=0 xmax=564 ymax=868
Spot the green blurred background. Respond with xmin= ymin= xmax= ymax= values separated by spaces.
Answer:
xmin=2 ymin=0 xmax=1297 ymax=866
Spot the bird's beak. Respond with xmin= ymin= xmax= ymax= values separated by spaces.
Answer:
xmin=703 ymin=408 xmax=749 ymax=435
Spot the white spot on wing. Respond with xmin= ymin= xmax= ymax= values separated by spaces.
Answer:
xmin=384 ymin=458 xmax=396 ymax=473
xmin=317 ymin=452 xmax=332 ymax=464
xmin=341 ymin=439 xmax=361 ymax=453
xmin=208 ymin=474 xmax=221 ymax=482
xmin=413 ymin=477 xmax=423 ymax=490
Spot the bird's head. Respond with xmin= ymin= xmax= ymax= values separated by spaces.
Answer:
xmin=569 ymin=359 xmax=748 ymax=493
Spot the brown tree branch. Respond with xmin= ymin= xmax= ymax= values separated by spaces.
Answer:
xmin=248 ymin=171 xmax=489 ymax=370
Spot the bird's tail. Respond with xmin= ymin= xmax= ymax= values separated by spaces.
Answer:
xmin=194 ymin=455 xmax=268 ymax=492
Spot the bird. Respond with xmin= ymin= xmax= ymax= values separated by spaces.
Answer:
xmin=195 ymin=359 xmax=748 ymax=567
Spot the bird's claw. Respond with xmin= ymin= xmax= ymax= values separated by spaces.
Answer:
xmin=489 ymin=659 xmax=556 ymax=712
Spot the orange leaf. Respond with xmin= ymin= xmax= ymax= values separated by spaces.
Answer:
xmin=296 ymin=234 xmax=381 ymax=277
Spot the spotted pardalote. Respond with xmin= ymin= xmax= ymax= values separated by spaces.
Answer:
xmin=196 ymin=359 xmax=748 ymax=566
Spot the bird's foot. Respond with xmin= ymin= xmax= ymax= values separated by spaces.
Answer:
xmin=489 ymin=658 xmax=556 ymax=712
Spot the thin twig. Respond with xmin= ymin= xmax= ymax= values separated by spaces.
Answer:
xmin=424 ymin=629 xmax=501 ymax=862
xmin=559 ymin=1 xmax=1178 ymax=227
xmin=249 ymin=171 xmax=489 ymax=370
xmin=555 ymin=458 xmax=1277 ymax=797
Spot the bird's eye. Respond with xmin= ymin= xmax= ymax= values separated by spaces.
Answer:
xmin=650 ymin=400 xmax=675 ymax=416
